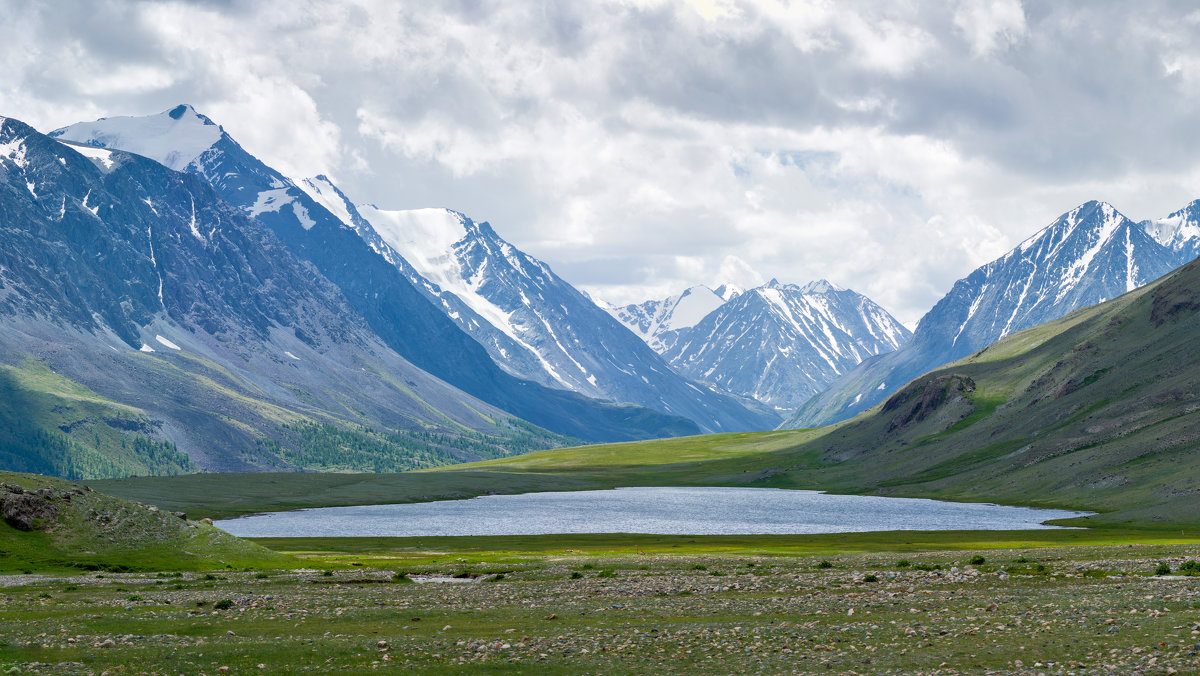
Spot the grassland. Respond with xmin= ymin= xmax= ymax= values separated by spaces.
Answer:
xmin=2 ymin=536 xmax=1199 ymax=674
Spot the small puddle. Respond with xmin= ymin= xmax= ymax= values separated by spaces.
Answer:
xmin=409 ymin=574 xmax=480 ymax=584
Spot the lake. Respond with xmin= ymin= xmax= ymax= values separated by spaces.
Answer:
xmin=215 ymin=486 xmax=1090 ymax=537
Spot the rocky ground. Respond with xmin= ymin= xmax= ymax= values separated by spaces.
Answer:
xmin=0 ymin=544 xmax=1198 ymax=674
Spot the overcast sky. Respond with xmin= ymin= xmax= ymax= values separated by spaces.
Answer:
xmin=4 ymin=0 xmax=1200 ymax=324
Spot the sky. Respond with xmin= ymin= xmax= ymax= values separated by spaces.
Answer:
xmin=3 ymin=0 xmax=1200 ymax=325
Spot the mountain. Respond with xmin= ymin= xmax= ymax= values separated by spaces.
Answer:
xmin=661 ymin=279 xmax=911 ymax=411
xmin=1 ymin=114 xmax=569 ymax=477
xmin=607 ymin=285 xmax=727 ymax=352
xmin=787 ymin=200 xmax=1185 ymax=428
xmin=51 ymin=106 xmax=702 ymax=442
xmin=292 ymin=189 xmax=778 ymax=433
xmin=773 ymin=251 xmax=1200 ymax=526
xmin=1142 ymin=199 xmax=1200 ymax=265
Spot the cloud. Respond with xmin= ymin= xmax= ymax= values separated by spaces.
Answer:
xmin=3 ymin=0 xmax=1200 ymax=324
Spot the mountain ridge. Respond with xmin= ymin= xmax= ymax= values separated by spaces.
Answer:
xmin=787 ymin=199 xmax=1187 ymax=429
xmin=52 ymin=106 xmax=707 ymax=442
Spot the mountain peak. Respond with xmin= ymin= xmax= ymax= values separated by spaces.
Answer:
xmin=49 ymin=105 xmax=223 ymax=172
xmin=712 ymin=283 xmax=742 ymax=301
xmin=799 ymin=279 xmax=843 ymax=294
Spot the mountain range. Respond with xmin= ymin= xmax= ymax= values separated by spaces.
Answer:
xmin=624 ymin=280 xmax=912 ymax=411
xmin=1 ymin=113 xmax=575 ymax=476
xmin=51 ymin=106 xmax=754 ymax=440
xmin=787 ymin=199 xmax=1196 ymax=428
xmin=10 ymin=101 xmax=1200 ymax=483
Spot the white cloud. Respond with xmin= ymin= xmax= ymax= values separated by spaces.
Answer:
xmin=953 ymin=0 xmax=1028 ymax=57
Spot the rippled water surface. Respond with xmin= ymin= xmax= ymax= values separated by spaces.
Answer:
xmin=216 ymin=487 xmax=1089 ymax=537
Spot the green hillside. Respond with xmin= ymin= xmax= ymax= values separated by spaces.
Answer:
xmin=0 ymin=354 xmax=575 ymax=480
xmin=0 ymin=359 xmax=196 ymax=479
xmin=0 ymin=471 xmax=294 ymax=573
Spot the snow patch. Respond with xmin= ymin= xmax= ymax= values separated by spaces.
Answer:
xmin=139 ymin=344 xmax=155 ymax=353
xmin=297 ymin=176 xmax=353 ymax=227
xmin=247 ymin=188 xmax=293 ymax=218
xmin=67 ymin=143 xmax=116 ymax=169
xmin=284 ymin=351 xmax=301 ymax=361
xmin=155 ymin=335 xmax=181 ymax=350
xmin=0 ymin=136 xmax=28 ymax=169
xmin=292 ymin=201 xmax=315 ymax=230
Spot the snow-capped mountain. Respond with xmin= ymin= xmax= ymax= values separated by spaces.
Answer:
xmin=1142 ymin=200 xmax=1200 ymax=265
xmin=788 ymin=200 xmax=1184 ymax=428
xmin=0 ymin=114 xmax=554 ymax=471
xmin=297 ymin=191 xmax=780 ymax=433
xmin=607 ymin=285 xmax=728 ymax=352
xmin=661 ymin=280 xmax=911 ymax=410
xmin=52 ymin=106 xmax=703 ymax=442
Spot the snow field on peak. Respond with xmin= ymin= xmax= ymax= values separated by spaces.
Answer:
xmin=50 ymin=106 xmax=221 ymax=172
xmin=663 ymin=286 xmax=725 ymax=331
xmin=356 ymin=205 xmax=576 ymax=388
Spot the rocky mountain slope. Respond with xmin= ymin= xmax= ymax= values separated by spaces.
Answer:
xmin=341 ymin=203 xmax=778 ymax=433
xmin=607 ymin=285 xmax=729 ymax=352
xmin=1142 ymin=199 xmax=1200 ymax=265
xmin=51 ymin=106 xmax=703 ymax=442
xmin=788 ymin=200 xmax=1185 ymax=428
xmin=1 ymin=114 xmax=577 ymax=475
xmin=661 ymin=280 xmax=911 ymax=411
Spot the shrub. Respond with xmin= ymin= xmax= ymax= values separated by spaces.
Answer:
xmin=1179 ymin=560 xmax=1200 ymax=576
xmin=1155 ymin=562 xmax=1172 ymax=576
xmin=863 ymin=574 xmax=879 ymax=582
xmin=392 ymin=573 xmax=413 ymax=583
xmin=691 ymin=564 xmax=707 ymax=570
xmin=817 ymin=560 xmax=834 ymax=569
xmin=969 ymin=555 xmax=986 ymax=566
xmin=214 ymin=599 xmax=234 ymax=610
xmin=596 ymin=570 xmax=616 ymax=579
xmin=895 ymin=560 xmax=911 ymax=568
xmin=569 ymin=572 xmax=583 ymax=579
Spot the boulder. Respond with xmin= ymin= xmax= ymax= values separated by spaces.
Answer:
xmin=3 ymin=491 xmax=59 ymax=531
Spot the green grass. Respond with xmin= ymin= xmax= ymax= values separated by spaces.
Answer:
xmin=247 ymin=528 xmax=1200 ymax=569
xmin=0 ymin=472 xmax=296 ymax=574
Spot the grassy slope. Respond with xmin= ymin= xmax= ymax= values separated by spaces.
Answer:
xmin=0 ymin=359 xmax=196 ymax=478
xmin=0 ymin=471 xmax=296 ymax=573
xmin=93 ymin=258 xmax=1200 ymax=528
xmin=0 ymin=351 xmax=577 ymax=478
